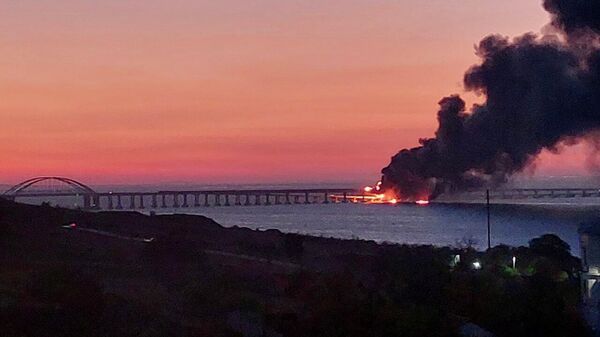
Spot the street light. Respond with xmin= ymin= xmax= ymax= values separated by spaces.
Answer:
xmin=512 ymin=256 xmax=516 ymax=270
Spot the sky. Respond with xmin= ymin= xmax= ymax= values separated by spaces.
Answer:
xmin=0 ymin=0 xmax=586 ymax=185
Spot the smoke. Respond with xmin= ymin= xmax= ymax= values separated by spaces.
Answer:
xmin=543 ymin=0 xmax=600 ymax=35
xmin=381 ymin=0 xmax=600 ymax=200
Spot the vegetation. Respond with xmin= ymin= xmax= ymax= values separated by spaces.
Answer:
xmin=0 ymin=199 xmax=591 ymax=336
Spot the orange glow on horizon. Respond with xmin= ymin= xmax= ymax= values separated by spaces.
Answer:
xmin=0 ymin=1 xmax=570 ymax=184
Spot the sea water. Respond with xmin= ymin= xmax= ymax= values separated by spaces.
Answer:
xmin=15 ymin=177 xmax=600 ymax=254
xmin=150 ymin=201 xmax=594 ymax=254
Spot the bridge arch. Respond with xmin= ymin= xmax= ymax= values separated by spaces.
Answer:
xmin=2 ymin=176 xmax=97 ymax=196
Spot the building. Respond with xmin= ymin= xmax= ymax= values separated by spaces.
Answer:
xmin=579 ymin=223 xmax=600 ymax=333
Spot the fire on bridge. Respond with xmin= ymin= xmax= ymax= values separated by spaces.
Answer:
xmin=2 ymin=176 xmax=599 ymax=210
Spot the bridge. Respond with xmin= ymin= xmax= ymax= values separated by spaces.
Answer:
xmin=2 ymin=177 xmax=600 ymax=210
xmin=0 ymin=176 xmax=359 ymax=210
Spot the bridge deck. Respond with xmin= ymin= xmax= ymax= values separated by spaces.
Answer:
xmin=4 ymin=186 xmax=600 ymax=210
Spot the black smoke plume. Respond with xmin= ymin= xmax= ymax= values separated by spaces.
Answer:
xmin=543 ymin=0 xmax=600 ymax=35
xmin=381 ymin=0 xmax=600 ymax=200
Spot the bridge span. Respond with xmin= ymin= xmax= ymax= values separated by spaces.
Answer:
xmin=1 ymin=177 xmax=361 ymax=209
xmin=2 ymin=177 xmax=600 ymax=210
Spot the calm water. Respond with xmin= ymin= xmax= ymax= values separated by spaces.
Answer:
xmin=17 ymin=178 xmax=600 ymax=254
xmin=149 ymin=202 xmax=597 ymax=253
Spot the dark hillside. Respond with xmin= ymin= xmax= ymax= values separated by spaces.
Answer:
xmin=0 ymin=199 xmax=589 ymax=337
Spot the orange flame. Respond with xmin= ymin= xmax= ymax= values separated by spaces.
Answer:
xmin=355 ymin=181 xmax=399 ymax=204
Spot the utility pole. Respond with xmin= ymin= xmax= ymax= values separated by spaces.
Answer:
xmin=486 ymin=189 xmax=491 ymax=250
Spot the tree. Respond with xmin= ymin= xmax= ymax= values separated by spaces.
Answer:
xmin=529 ymin=234 xmax=571 ymax=257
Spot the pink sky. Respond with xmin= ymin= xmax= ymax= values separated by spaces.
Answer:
xmin=1 ymin=0 xmax=584 ymax=185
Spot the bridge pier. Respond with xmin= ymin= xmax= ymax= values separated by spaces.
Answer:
xmin=224 ymin=194 xmax=231 ymax=206
xmin=304 ymin=192 xmax=310 ymax=204
xmin=204 ymin=194 xmax=210 ymax=207
xmin=83 ymin=194 xmax=91 ymax=209
xmin=342 ymin=192 xmax=348 ymax=203
xmin=173 ymin=194 xmax=180 ymax=208
xmin=129 ymin=195 xmax=136 ymax=209
xmin=323 ymin=191 xmax=329 ymax=204
xmin=151 ymin=194 xmax=158 ymax=208
xmin=255 ymin=194 xmax=261 ymax=206
xmin=182 ymin=194 xmax=189 ymax=207
xmin=194 ymin=194 xmax=200 ymax=207
xmin=116 ymin=195 xmax=123 ymax=209
xmin=265 ymin=194 xmax=272 ymax=206
xmin=285 ymin=193 xmax=291 ymax=204
xmin=235 ymin=194 xmax=242 ymax=206
xmin=139 ymin=195 xmax=145 ymax=209
xmin=215 ymin=194 xmax=222 ymax=207
xmin=92 ymin=194 xmax=100 ymax=209
xmin=107 ymin=195 xmax=114 ymax=209
xmin=244 ymin=194 xmax=251 ymax=206
xmin=160 ymin=194 xmax=167 ymax=208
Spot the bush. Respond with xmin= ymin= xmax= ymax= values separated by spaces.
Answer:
xmin=24 ymin=266 xmax=105 ymax=336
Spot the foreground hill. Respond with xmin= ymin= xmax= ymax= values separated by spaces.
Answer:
xmin=0 ymin=199 xmax=589 ymax=337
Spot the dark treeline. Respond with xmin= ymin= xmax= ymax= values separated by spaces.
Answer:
xmin=0 ymin=199 xmax=590 ymax=336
